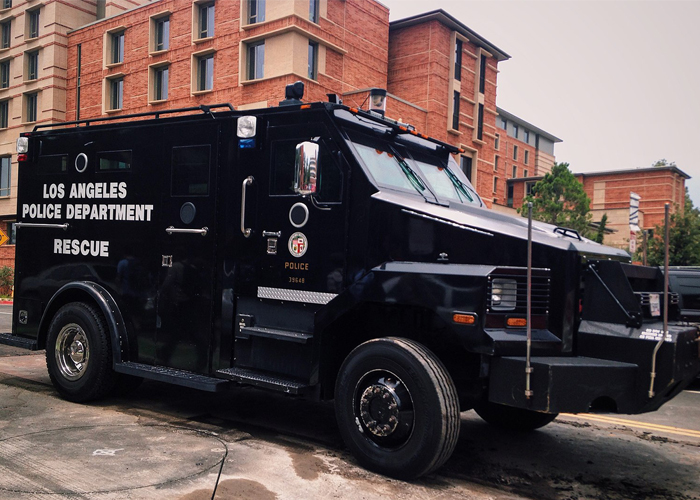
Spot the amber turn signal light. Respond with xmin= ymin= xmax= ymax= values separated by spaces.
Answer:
xmin=453 ymin=313 xmax=476 ymax=325
xmin=506 ymin=318 xmax=527 ymax=327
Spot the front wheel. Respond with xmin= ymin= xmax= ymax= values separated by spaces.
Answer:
xmin=46 ymin=302 xmax=116 ymax=402
xmin=334 ymin=337 xmax=460 ymax=479
xmin=474 ymin=400 xmax=558 ymax=431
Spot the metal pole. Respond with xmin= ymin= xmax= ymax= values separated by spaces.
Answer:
xmin=649 ymin=203 xmax=670 ymax=398
xmin=642 ymin=230 xmax=648 ymax=266
xmin=525 ymin=202 xmax=534 ymax=399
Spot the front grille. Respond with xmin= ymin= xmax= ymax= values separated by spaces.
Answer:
xmin=636 ymin=291 xmax=680 ymax=306
xmin=486 ymin=273 xmax=551 ymax=315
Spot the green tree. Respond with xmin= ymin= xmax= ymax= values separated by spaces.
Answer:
xmin=639 ymin=189 xmax=700 ymax=266
xmin=651 ymin=158 xmax=676 ymax=168
xmin=519 ymin=162 xmax=592 ymax=237
xmin=594 ymin=213 xmax=608 ymax=244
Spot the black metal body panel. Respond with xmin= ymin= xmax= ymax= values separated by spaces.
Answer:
xmin=7 ymin=100 xmax=698 ymax=419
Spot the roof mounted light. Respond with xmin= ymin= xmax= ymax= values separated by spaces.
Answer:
xmin=237 ymin=116 xmax=257 ymax=138
xmin=16 ymin=137 xmax=28 ymax=154
xmin=368 ymin=88 xmax=387 ymax=116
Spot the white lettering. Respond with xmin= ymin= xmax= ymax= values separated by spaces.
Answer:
xmin=21 ymin=204 xmax=62 ymax=219
xmin=43 ymin=183 xmax=64 ymax=199
xmin=53 ymin=239 xmax=110 ymax=258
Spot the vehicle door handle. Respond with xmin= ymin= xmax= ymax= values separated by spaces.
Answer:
xmin=241 ymin=176 xmax=254 ymax=238
xmin=15 ymin=222 xmax=69 ymax=230
xmin=166 ymin=226 xmax=208 ymax=236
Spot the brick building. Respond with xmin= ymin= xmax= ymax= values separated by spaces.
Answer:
xmin=66 ymin=0 xmax=390 ymax=121
xmin=0 ymin=0 xmax=154 ymax=267
xmin=508 ymin=165 xmax=690 ymax=248
xmin=495 ymin=108 xmax=561 ymax=208
xmin=386 ymin=10 xmax=509 ymax=208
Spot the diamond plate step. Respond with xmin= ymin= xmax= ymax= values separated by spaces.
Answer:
xmin=114 ymin=362 xmax=230 ymax=392
xmin=237 ymin=326 xmax=313 ymax=344
xmin=215 ymin=367 xmax=310 ymax=395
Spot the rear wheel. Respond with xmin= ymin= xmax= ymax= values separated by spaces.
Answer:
xmin=46 ymin=302 xmax=116 ymax=402
xmin=474 ymin=400 xmax=558 ymax=431
xmin=334 ymin=337 xmax=460 ymax=479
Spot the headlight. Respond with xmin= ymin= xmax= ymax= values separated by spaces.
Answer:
xmin=491 ymin=278 xmax=517 ymax=311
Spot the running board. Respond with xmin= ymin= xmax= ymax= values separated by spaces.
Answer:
xmin=114 ymin=362 xmax=230 ymax=393
xmin=0 ymin=332 xmax=39 ymax=350
xmin=216 ymin=367 xmax=310 ymax=395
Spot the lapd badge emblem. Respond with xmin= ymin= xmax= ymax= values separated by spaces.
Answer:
xmin=288 ymin=232 xmax=308 ymax=258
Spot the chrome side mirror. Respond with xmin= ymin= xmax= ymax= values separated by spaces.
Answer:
xmin=294 ymin=141 xmax=319 ymax=195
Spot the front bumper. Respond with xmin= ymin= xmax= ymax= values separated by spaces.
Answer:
xmin=487 ymin=321 xmax=700 ymax=414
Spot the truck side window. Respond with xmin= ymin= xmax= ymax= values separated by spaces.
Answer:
xmin=270 ymin=139 xmax=342 ymax=202
xmin=38 ymin=154 xmax=68 ymax=174
xmin=97 ymin=150 xmax=131 ymax=171
xmin=171 ymin=145 xmax=210 ymax=196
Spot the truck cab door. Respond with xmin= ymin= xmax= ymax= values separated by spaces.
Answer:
xmin=235 ymin=121 xmax=346 ymax=363
xmin=156 ymin=122 xmax=220 ymax=372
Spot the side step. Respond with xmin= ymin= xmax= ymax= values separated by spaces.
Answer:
xmin=237 ymin=326 xmax=313 ymax=344
xmin=216 ymin=367 xmax=310 ymax=395
xmin=0 ymin=332 xmax=39 ymax=350
xmin=114 ymin=362 xmax=230 ymax=393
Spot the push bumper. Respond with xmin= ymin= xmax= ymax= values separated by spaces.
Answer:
xmin=487 ymin=321 xmax=700 ymax=414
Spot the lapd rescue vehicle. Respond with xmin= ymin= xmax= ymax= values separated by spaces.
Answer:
xmin=2 ymin=83 xmax=698 ymax=479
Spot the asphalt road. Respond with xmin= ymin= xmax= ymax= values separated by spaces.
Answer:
xmin=1 ymin=303 xmax=699 ymax=499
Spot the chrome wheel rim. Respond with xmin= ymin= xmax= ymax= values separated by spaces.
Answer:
xmin=55 ymin=323 xmax=90 ymax=381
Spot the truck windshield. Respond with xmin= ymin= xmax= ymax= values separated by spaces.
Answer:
xmin=408 ymin=155 xmax=482 ymax=206
xmin=352 ymin=142 xmax=430 ymax=198
xmin=344 ymin=127 xmax=482 ymax=207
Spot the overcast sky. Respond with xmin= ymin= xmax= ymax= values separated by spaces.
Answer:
xmin=380 ymin=0 xmax=700 ymax=207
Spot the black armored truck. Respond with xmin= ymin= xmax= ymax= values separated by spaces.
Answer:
xmin=2 ymin=83 xmax=699 ymax=479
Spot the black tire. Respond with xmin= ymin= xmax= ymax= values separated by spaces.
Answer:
xmin=45 ymin=302 xmax=116 ymax=402
xmin=334 ymin=337 xmax=460 ymax=479
xmin=474 ymin=401 xmax=558 ymax=431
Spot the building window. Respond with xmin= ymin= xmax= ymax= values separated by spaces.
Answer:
xmin=477 ymin=103 xmax=484 ymax=140
xmin=26 ymin=50 xmax=38 ymax=80
xmin=197 ymin=53 xmax=214 ymax=90
xmin=461 ymin=155 xmax=472 ymax=182
xmin=110 ymin=31 xmax=124 ymax=64
xmin=478 ymin=54 xmax=486 ymax=93
xmin=154 ymin=16 xmax=170 ymax=51
xmin=512 ymin=165 xmax=517 ymax=178
xmin=247 ymin=0 xmax=264 ymax=25
xmin=500 ymin=117 xmax=507 ymax=129
xmin=1 ymin=20 xmax=10 ymax=49
xmin=452 ymin=91 xmax=460 ymax=130
xmin=512 ymin=123 xmax=519 ymax=139
xmin=24 ymin=92 xmax=37 ymax=122
xmin=512 ymin=145 xmax=518 ymax=161
xmin=308 ymin=41 xmax=318 ymax=80
xmin=494 ymin=155 xmax=498 ymax=171
xmin=493 ymin=176 xmax=498 ymax=193
xmin=28 ymin=8 xmax=39 ymax=39
xmin=454 ymin=38 xmax=462 ymax=81
xmin=524 ymin=129 xmax=530 ymax=143
xmin=309 ymin=0 xmax=319 ymax=23
xmin=247 ymin=41 xmax=264 ymax=80
xmin=507 ymin=185 xmax=514 ymax=207
xmin=526 ymin=182 xmax=535 ymax=196
xmin=524 ymin=150 xmax=529 ymax=165
xmin=109 ymin=77 xmax=123 ymax=110
xmin=0 ymin=100 xmax=7 ymax=128
xmin=495 ymin=133 xmax=500 ymax=150
xmin=0 ymin=60 xmax=9 ymax=88
xmin=1 ymin=1 xmax=11 ymax=10
xmin=0 ymin=156 xmax=9 ymax=197
xmin=524 ymin=169 xmax=528 ymax=177
xmin=153 ymin=65 xmax=168 ymax=101
xmin=198 ymin=2 xmax=215 ymax=38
